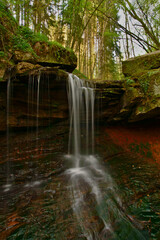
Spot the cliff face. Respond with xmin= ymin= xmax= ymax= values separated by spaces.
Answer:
xmin=1 ymin=3 xmax=160 ymax=130
xmin=0 ymin=43 xmax=76 ymax=131
xmin=97 ymin=50 xmax=160 ymax=123
xmin=0 ymin=4 xmax=78 ymax=132
xmin=2 ymin=49 xmax=160 ymax=132
xmin=122 ymin=50 xmax=160 ymax=122
xmin=0 ymin=68 xmax=69 ymax=131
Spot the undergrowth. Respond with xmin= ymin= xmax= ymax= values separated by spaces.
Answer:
xmin=0 ymin=2 xmax=76 ymax=61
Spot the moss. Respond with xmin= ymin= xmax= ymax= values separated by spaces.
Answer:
xmin=151 ymin=98 xmax=157 ymax=104
xmin=0 ymin=51 xmax=7 ymax=58
xmin=137 ymin=106 xmax=143 ymax=112
xmin=0 ymin=3 xmax=77 ymax=71
xmin=137 ymin=69 xmax=160 ymax=95
xmin=11 ymin=35 xmax=33 ymax=53
xmin=18 ymin=27 xmax=49 ymax=44
xmin=125 ymin=78 xmax=135 ymax=86
xmin=48 ymin=41 xmax=64 ymax=49
xmin=139 ymin=78 xmax=150 ymax=94
xmin=122 ymin=51 xmax=160 ymax=78
xmin=17 ymin=27 xmax=76 ymax=64
xmin=73 ymin=69 xmax=88 ymax=79
xmin=0 ymin=2 xmax=17 ymax=51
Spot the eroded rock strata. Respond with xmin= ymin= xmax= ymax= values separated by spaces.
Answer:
xmin=97 ymin=51 xmax=160 ymax=123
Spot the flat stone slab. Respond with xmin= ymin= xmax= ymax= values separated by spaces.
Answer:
xmin=122 ymin=50 xmax=160 ymax=77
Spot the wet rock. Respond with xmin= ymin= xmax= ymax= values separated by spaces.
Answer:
xmin=0 ymin=81 xmax=7 ymax=131
xmin=0 ymin=59 xmax=15 ymax=81
xmin=130 ymin=104 xmax=160 ymax=122
xmin=95 ymin=80 xmax=125 ymax=121
xmin=95 ymin=80 xmax=124 ymax=89
xmin=0 ymin=68 xmax=5 ymax=80
xmin=0 ymin=67 xmax=69 ymax=131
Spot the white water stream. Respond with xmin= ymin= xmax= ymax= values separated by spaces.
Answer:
xmin=4 ymin=77 xmax=12 ymax=192
xmin=65 ymin=74 xmax=146 ymax=240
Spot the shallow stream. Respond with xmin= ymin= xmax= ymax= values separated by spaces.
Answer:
xmin=0 ymin=122 xmax=159 ymax=240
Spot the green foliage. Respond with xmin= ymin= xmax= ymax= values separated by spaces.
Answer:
xmin=138 ymin=71 xmax=154 ymax=94
xmin=138 ymin=106 xmax=143 ymax=112
xmin=73 ymin=69 xmax=88 ymax=80
xmin=18 ymin=26 xmax=49 ymax=44
xmin=11 ymin=34 xmax=33 ymax=52
xmin=48 ymin=40 xmax=65 ymax=49
xmin=139 ymin=78 xmax=150 ymax=94
xmin=104 ymin=31 xmax=119 ymax=39
xmin=0 ymin=1 xmax=17 ymax=42
xmin=0 ymin=51 xmax=6 ymax=58
xmin=11 ymin=26 xmax=50 ymax=53
xmin=126 ymin=78 xmax=135 ymax=85
xmin=0 ymin=1 xmax=13 ymax=19
xmin=17 ymin=26 xmax=35 ymax=42
xmin=129 ymin=142 xmax=153 ymax=159
xmin=33 ymin=32 xmax=49 ymax=43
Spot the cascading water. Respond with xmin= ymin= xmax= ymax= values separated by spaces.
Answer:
xmin=27 ymin=73 xmax=41 ymax=140
xmin=27 ymin=73 xmax=41 ymax=182
xmin=4 ymin=77 xmax=12 ymax=192
xmin=36 ymin=73 xmax=41 ymax=140
xmin=66 ymin=74 xmax=146 ymax=240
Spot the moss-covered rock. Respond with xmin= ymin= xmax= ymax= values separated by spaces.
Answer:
xmin=0 ymin=3 xmax=77 ymax=81
xmin=16 ymin=62 xmax=41 ymax=75
xmin=13 ymin=50 xmax=37 ymax=63
xmin=0 ymin=59 xmax=15 ymax=81
xmin=121 ymin=51 xmax=160 ymax=122
xmin=123 ymin=86 xmax=143 ymax=108
xmin=128 ymin=69 xmax=160 ymax=122
xmin=0 ymin=2 xmax=17 ymax=52
xmin=130 ymin=101 xmax=160 ymax=122
xmin=122 ymin=50 xmax=160 ymax=77
xmin=33 ymin=41 xmax=77 ymax=71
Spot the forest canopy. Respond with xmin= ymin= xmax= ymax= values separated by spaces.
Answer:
xmin=1 ymin=0 xmax=160 ymax=80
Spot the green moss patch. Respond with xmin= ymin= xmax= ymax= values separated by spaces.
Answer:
xmin=73 ymin=69 xmax=88 ymax=79
xmin=0 ymin=3 xmax=77 ymax=70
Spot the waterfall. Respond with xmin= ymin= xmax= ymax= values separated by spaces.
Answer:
xmin=7 ymin=77 xmax=11 ymax=158
xmin=5 ymin=77 xmax=12 ymax=191
xmin=65 ymin=74 xmax=146 ymax=240
xmin=67 ymin=74 xmax=95 ymax=161
xmin=27 ymin=73 xmax=41 ymax=138
xmin=36 ymin=73 xmax=41 ymax=140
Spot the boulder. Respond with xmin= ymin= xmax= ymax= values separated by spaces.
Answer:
xmin=13 ymin=50 xmax=37 ymax=63
xmin=16 ymin=62 xmax=41 ymax=75
xmin=129 ymin=69 xmax=160 ymax=122
xmin=33 ymin=41 xmax=77 ymax=72
xmin=12 ymin=42 xmax=77 ymax=73
xmin=97 ymin=52 xmax=160 ymax=123
xmin=122 ymin=85 xmax=143 ymax=109
xmin=122 ymin=50 xmax=160 ymax=77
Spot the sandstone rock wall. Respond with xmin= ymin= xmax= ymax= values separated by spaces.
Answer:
xmin=97 ymin=50 xmax=160 ymax=123
xmin=0 ymin=68 xmax=69 ymax=131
